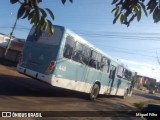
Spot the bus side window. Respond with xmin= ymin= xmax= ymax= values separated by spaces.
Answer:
xmin=72 ymin=42 xmax=83 ymax=63
xmin=81 ymin=45 xmax=91 ymax=65
xmin=96 ymin=53 xmax=102 ymax=70
xmin=63 ymin=36 xmax=75 ymax=59
xmin=109 ymin=65 xmax=116 ymax=79
xmin=117 ymin=66 xmax=124 ymax=78
xmin=89 ymin=51 xmax=97 ymax=69
xmin=100 ymin=57 xmax=110 ymax=73
xmin=88 ymin=51 xmax=102 ymax=69
xmin=124 ymin=69 xmax=132 ymax=81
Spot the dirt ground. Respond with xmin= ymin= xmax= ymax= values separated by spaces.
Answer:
xmin=0 ymin=64 xmax=159 ymax=120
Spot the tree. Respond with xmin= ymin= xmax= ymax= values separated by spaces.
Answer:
xmin=10 ymin=0 xmax=72 ymax=35
xmin=112 ymin=0 xmax=160 ymax=26
xmin=10 ymin=0 xmax=160 ymax=33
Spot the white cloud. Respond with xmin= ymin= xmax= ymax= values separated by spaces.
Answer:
xmin=119 ymin=59 xmax=160 ymax=82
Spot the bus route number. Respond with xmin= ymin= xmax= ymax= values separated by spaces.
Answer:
xmin=59 ymin=66 xmax=66 ymax=71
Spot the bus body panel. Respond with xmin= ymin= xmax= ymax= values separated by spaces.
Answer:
xmin=54 ymin=59 xmax=87 ymax=83
xmin=53 ymin=58 xmax=90 ymax=92
xmin=99 ymin=71 xmax=110 ymax=94
xmin=110 ymin=77 xmax=129 ymax=96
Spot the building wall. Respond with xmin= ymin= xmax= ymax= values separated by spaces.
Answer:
xmin=136 ymin=76 xmax=144 ymax=84
xmin=0 ymin=47 xmax=21 ymax=62
xmin=0 ymin=33 xmax=25 ymax=63
xmin=135 ymin=75 xmax=157 ymax=90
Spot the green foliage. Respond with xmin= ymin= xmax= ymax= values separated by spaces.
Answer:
xmin=11 ymin=0 xmax=160 ymax=31
xmin=10 ymin=0 xmax=19 ymax=4
xmin=112 ymin=0 xmax=160 ymax=26
xmin=61 ymin=0 xmax=73 ymax=4
xmin=10 ymin=0 xmax=72 ymax=35
xmin=112 ymin=0 xmax=148 ymax=26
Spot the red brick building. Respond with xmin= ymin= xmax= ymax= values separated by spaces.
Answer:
xmin=136 ymin=75 xmax=157 ymax=90
xmin=0 ymin=33 xmax=25 ymax=52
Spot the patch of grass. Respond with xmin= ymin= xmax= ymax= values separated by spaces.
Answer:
xmin=134 ymin=100 xmax=160 ymax=109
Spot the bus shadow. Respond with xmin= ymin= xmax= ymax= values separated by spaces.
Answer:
xmin=0 ymin=75 xmax=90 ymax=99
xmin=0 ymin=75 xmax=126 ymax=100
xmin=0 ymin=59 xmax=17 ymax=67
xmin=99 ymin=94 xmax=123 ymax=99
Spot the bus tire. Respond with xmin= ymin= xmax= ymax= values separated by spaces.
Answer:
xmin=90 ymin=84 xmax=100 ymax=100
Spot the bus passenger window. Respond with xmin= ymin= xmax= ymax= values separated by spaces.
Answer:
xmin=89 ymin=51 xmax=97 ymax=69
xmin=72 ymin=42 xmax=83 ymax=63
xmin=117 ymin=66 xmax=124 ymax=78
xmin=100 ymin=57 xmax=110 ymax=73
xmin=96 ymin=53 xmax=102 ymax=70
xmin=88 ymin=51 xmax=102 ymax=69
xmin=124 ymin=70 xmax=132 ymax=81
xmin=63 ymin=36 xmax=75 ymax=59
xmin=109 ymin=65 xmax=116 ymax=79
xmin=81 ymin=45 xmax=91 ymax=65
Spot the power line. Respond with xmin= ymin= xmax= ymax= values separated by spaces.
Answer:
xmin=77 ymin=33 xmax=160 ymax=42
xmin=0 ymin=25 xmax=159 ymax=58
xmin=104 ymin=49 xmax=156 ymax=58
xmin=92 ymin=44 xmax=157 ymax=53
xmin=1 ymin=26 xmax=160 ymax=41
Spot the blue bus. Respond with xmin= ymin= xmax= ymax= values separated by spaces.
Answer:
xmin=17 ymin=25 xmax=136 ymax=100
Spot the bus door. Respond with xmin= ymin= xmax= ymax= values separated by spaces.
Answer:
xmin=108 ymin=65 xmax=116 ymax=95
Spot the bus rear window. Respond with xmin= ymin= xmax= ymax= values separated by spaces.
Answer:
xmin=27 ymin=26 xmax=63 ymax=46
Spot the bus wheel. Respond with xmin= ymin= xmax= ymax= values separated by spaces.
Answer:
xmin=90 ymin=84 xmax=100 ymax=100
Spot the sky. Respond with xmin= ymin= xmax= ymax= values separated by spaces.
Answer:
xmin=0 ymin=0 xmax=160 ymax=81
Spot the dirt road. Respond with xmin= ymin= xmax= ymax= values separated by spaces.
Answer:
xmin=0 ymin=64 xmax=159 ymax=120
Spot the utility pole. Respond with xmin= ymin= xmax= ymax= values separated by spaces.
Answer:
xmin=3 ymin=18 xmax=18 ymax=59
